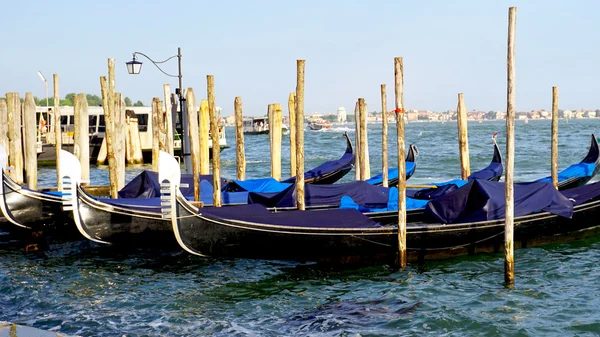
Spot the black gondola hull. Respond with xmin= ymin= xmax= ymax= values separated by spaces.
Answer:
xmin=173 ymin=192 xmax=600 ymax=264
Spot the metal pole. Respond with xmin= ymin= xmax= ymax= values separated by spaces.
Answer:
xmin=178 ymin=47 xmax=192 ymax=173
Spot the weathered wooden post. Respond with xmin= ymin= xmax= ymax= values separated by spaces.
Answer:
xmin=395 ymin=56 xmax=407 ymax=267
xmin=151 ymin=97 xmax=162 ymax=172
xmin=163 ymin=84 xmax=174 ymax=155
xmin=381 ymin=84 xmax=389 ymax=187
xmin=23 ymin=93 xmax=37 ymax=189
xmin=354 ymin=100 xmax=361 ymax=180
xmin=295 ymin=60 xmax=306 ymax=210
xmin=186 ymin=89 xmax=201 ymax=202
xmin=271 ymin=103 xmax=282 ymax=180
xmin=551 ymin=86 xmax=559 ymax=189
xmin=234 ymin=96 xmax=246 ymax=180
xmin=288 ymin=92 xmax=297 ymax=177
xmin=6 ymin=93 xmax=23 ymax=184
xmin=114 ymin=93 xmax=126 ymax=190
xmin=457 ymin=93 xmax=471 ymax=180
xmin=358 ymin=98 xmax=367 ymax=180
xmin=505 ymin=6 xmax=517 ymax=285
xmin=125 ymin=110 xmax=144 ymax=164
xmin=97 ymin=76 xmax=109 ymax=166
xmin=207 ymin=75 xmax=221 ymax=207
xmin=363 ymin=102 xmax=371 ymax=179
xmin=199 ymin=99 xmax=210 ymax=174
xmin=101 ymin=60 xmax=118 ymax=197
xmin=0 ymin=98 xmax=8 ymax=161
xmin=53 ymin=74 xmax=62 ymax=190
xmin=75 ymin=93 xmax=90 ymax=183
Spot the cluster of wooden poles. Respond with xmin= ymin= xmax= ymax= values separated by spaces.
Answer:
xmin=0 ymin=7 xmax=563 ymax=283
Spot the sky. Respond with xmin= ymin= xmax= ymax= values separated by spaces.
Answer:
xmin=2 ymin=0 xmax=600 ymax=116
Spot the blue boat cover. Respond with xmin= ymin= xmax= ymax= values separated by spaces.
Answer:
xmin=468 ymin=162 xmax=503 ymax=181
xmin=197 ymin=181 xmax=250 ymax=206
xmin=365 ymin=162 xmax=416 ymax=185
xmin=561 ymin=180 xmax=600 ymax=206
xmin=281 ymin=151 xmax=354 ymax=183
xmin=248 ymin=180 xmax=389 ymax=208
xmin=535 ymin=162 xmax=597 ymax=183
xmin=117 ymin=170 xmax=229 ymax=198
xmin=340 ymin=187 xmax=429 ymax=212
xmin=425 ymin=179 xmax=574 ymax=224
xmin=225 ymin=178 xmax=292 ymax=193
xmin=200 ymin=203 xmax=382 ymax=229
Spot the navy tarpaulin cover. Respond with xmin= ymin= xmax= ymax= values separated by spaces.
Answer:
xmin=561 ymin=181 xmax=600 ymax=205
xmin=200 ymin=204 xmax=382 ymax=229
xmin=197 ymin=181 xmax=249 ymax=206
xmin=535 ymin=162 xmax=596 ymax=183
xmin=117 ymin=170 xmax=229 ymax=198
xmin=248 ymin=181 xmax=389 ymax=208
xmin=281 ymin=151 xmax=354 ymax=183
xmin=99 ymin=197 xmax=163 ymax=212
xmin=365 ymin=162 xmax=416 ymax=185
xmin=468 ymin=162 xmax=503 ymax=180
xmin=425 ymin=180 xmax=573 ymax=224
xmin=340 ymin=187 xmax=429 ymax=212
xmin=225 ymin=178 xmax=292 ymax=193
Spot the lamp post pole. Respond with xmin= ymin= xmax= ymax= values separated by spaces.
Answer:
xmin=177 ymin=47 xmax=192 ymax=173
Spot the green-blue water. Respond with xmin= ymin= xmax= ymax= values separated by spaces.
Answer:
xmin=2 ymin=119 xmax=600 ymax=336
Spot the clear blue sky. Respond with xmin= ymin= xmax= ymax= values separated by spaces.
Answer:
xmin=2 ymin=0 xmax=599 ymax=116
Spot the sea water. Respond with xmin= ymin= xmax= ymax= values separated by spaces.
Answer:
xmin=2 ymin=119 xmax=600 ymax=336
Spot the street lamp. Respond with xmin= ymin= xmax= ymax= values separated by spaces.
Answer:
xmin=37 ymin=71 xmax=48 ymax=107
xmin=126 ymin=47 xmax=191 ymax=173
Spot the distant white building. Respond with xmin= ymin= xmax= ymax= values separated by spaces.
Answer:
xmin=337 ymin=107 xmax=347 ymax=123
xmin=563 ymin=110 xmax=572 ymax=119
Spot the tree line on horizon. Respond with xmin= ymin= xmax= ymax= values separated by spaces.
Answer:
xmin=31 ymin=94 xmax=144 ymax=107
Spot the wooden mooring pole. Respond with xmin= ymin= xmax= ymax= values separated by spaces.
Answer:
xmin=505 ymin=6 xmax=517 ymax=285
xmin=6 ymin=93 xmax=23 ymax=184
xmin=151 ymin=97 xmax=162 ymax=172
xmin=186 ymin=89 xmax=201 ymax=202
xmin=551 ymin=86 xmax=559 ymax=189
xmin=234 ymin=96 xmax=245 ymax=180
xmin=199 ymin=99 xmax=210 ymax=175
xmin=114 ymin=93 xmax=126 ymax=190
xmin=363 ymin=102 xmax=371 ymax=179
xmin=381 ymin=84 xmax=389 ymax=187
xmin=163 ymin=84 xmax=174 ymax=155
xmin=74 ymin=93 xmax=90 ymax=184
xmin=394 ymin=56 xmax=407 ymax=267
xmin=457 ymin=93 xmax=470 ymax=180
xmin=53 ymin=75 xmax=62 ymax=190
xmin=207 ymin=75 xmax=221 ymax=207
xmin=358 ymin=98 xmax=367 ymax=180
xmin=354 ymin=100 xmax=361 ymax=180
xmin=271 ymin=103 xmax=282 ymax=181
xmin=23 ymin=93 xmax=37 ymax=189
xmin=288 ymin=93 xmax=297 ymax=177
xmin=295 ymin=60 xmax=306 ymax=210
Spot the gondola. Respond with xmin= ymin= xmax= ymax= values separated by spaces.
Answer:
xmin=365 ymin=144 xmax=419 ymax=187
xmin=167 ymin=166 xmax=600 ymax=264
xmin=535 ymin=134 xmax=600 ymax=190
xmin=0 ymin=148 xmax=82 ymax=241
xmin=280 ymin=132 xmax=355 ymax=185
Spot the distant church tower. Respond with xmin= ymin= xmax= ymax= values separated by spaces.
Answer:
xmin=337 ymin=106 xmax=347 ymax=123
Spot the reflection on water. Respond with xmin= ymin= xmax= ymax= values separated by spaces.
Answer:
xmin=2 ymin=119 xmax=600 ymax=336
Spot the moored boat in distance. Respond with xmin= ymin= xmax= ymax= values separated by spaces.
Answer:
xmin=308 ymin=119 xmax=333 ymax=131
xmin=243 ymin=116 xmax=289 ymax=135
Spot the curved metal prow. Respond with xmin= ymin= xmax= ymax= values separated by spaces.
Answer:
xmin=406 ymin=144 xmax=419 ymax=163
xmin=343 ymin=132 xmax=354 ymax=155
xmin=60 ymin=150 xmax=109 ymax=244
xmin=0 ymin=145 xmax=7 ymax=171
xmin=491 ymin=132 xmax=502 ymax=164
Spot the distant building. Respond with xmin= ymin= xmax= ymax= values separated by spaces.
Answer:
xmin=337 ymin=107 xmax=347 ymax=123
